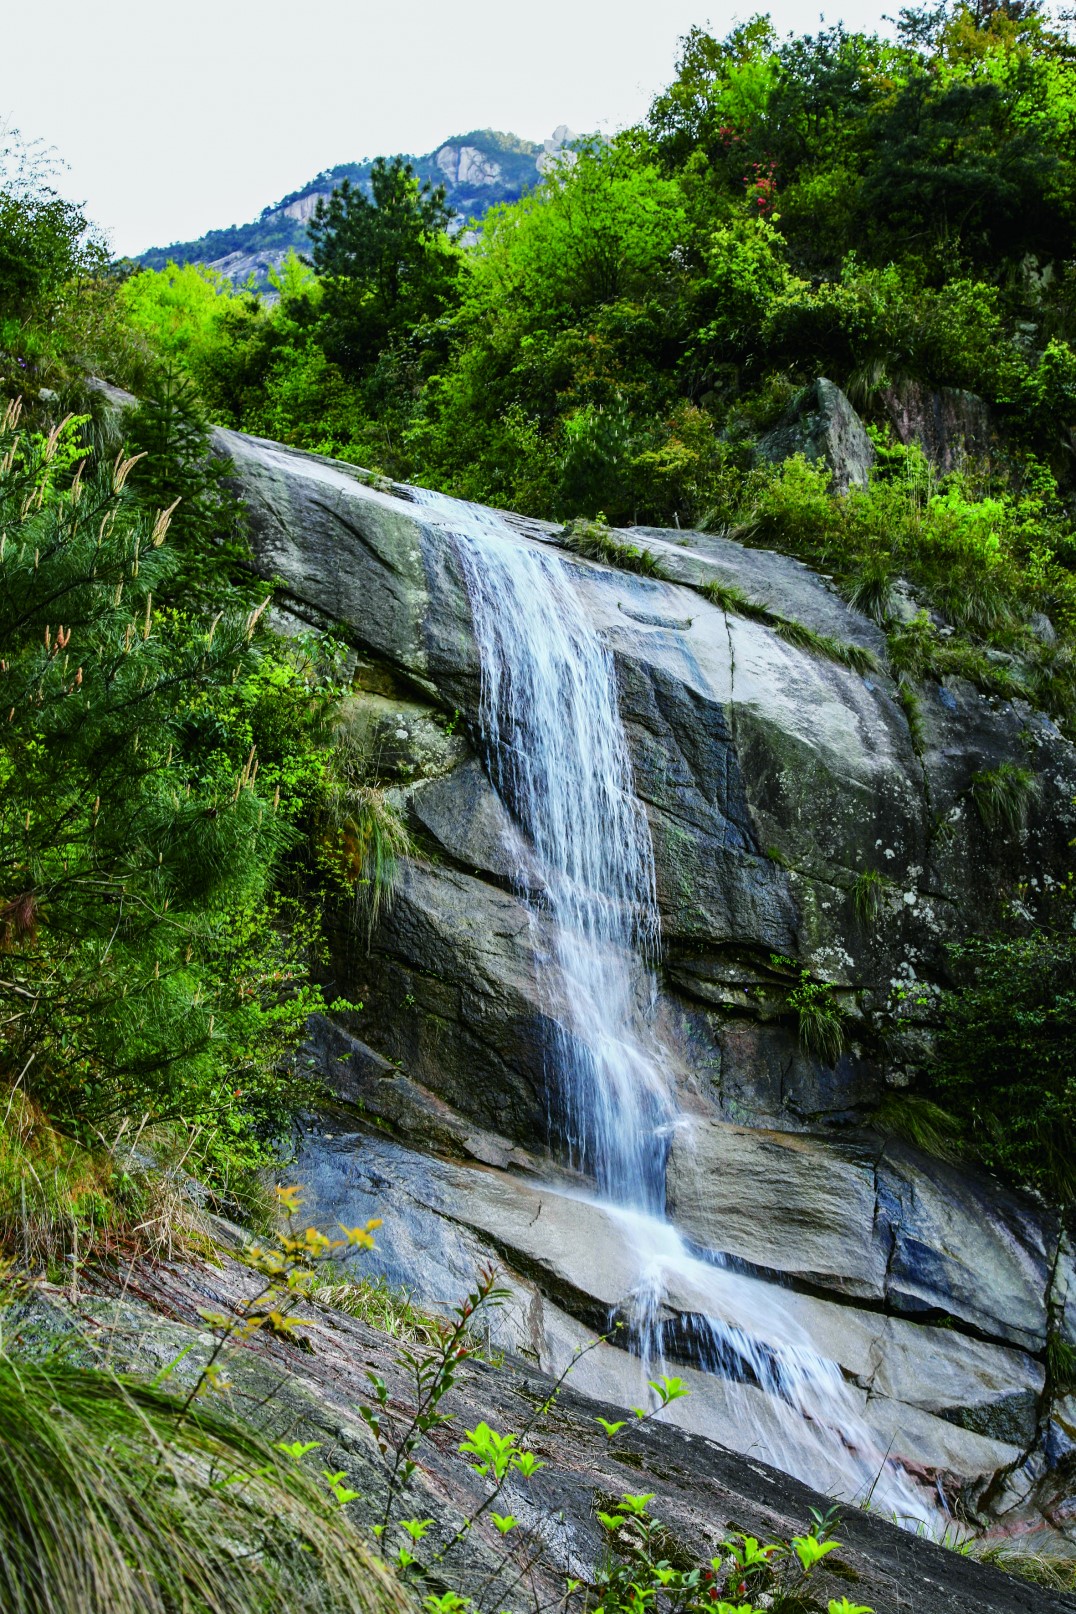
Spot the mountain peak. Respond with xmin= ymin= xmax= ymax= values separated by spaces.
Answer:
xmin=136 ymin=127 xmax=578 ymax=289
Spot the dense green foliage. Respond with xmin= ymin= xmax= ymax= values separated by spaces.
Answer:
xmin=934 ymin=920 xmax=1076 ymax=1198
xmin=104 ymin=2 xmax=1076 ymax=741
xmin=0 ymin=140 xmax=414 ymax=1238
xmin=0 ymin=409 xmax=324 ymax=1170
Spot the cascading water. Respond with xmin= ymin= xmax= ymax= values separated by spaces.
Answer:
xmin=413 ymin=487 xmax=940 ymax=1531
xmin=414 ymin=491 xmax=671 ymax=1212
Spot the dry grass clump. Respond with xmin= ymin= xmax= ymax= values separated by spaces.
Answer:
xmin=0 ymin=1357 xmax=406 ymax=1614
xmin=0 ymin=1091 xmax=203 ymax=1275
xmin=313 ymin=1272 xmax=442 ymax=1345
xmin=970 ymin=1541 xmax=1076 ymax=1592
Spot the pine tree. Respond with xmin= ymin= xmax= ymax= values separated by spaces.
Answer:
xmin=0 ymin=401 xmax=315 ymax=1150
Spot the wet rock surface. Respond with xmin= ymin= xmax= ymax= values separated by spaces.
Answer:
xmin=219 ymin=426 xmax=1076 ymax=1541
xmin=8 ymin=1244 xmax=1072 ymax=1614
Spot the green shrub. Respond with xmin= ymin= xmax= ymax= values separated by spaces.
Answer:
xmin=773 ymin=956 xmax=846 ymax=1063
xmin=932 ymin=927 xmax=1076 ymax=1202
xmin=0 ymin=407 xmax=325 ymax=1168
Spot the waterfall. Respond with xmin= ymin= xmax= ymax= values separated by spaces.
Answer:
xmin=413 ymin=488 xmax=939 ymax=1532
xmin=414 ymin=491 xmax=672 ymax=1211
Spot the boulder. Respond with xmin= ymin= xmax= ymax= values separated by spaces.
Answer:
xmin=882 ymin=380 xmax=993 ymax=472
xmin=755 ymin=377 xmax=876 ymax=492
xmin=877 ymin=1144 xmax=1055 ymax=1354
xmin=294 ymin=1133 xmax=1042 ymax=1491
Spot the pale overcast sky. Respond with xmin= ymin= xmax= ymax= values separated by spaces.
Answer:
xmin=1 ymin=0 xmax=894 ymax=257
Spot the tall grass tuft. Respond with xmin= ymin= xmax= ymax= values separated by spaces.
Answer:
xmin=700 ymin=579 xmax=879 ymax=674
xmin=313 ymin=1272 xmax=442 ymax=1345
xmin=850 ymin=868 xmax=892 ymax=923
xmin=323 ymin=735 xmax=412 ymax=943
xmin=969 ymin=1542 xmax=1076 ymax=1593
xmin=0 ymin=1357 xmax=405 ymax=1614
xmin=969 ymin=762 xmax=1040 ymax=831
xmin=561 ymin=521 xmax=668 ymax=576
xmin=875 ymin=1093 xmax=964 ymax=1161
xmin=0 ymin=1093 xmax=200 ymax=1274
xmin=843 ymin=561 xmax=894 ymax=624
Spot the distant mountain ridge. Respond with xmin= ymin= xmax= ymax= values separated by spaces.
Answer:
xmin=137 ymin=127 xmax=576 ymax=288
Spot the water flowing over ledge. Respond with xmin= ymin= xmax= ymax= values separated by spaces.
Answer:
xmin=412 ymin=484 xmax=939 ymax=1532
xmin=220 ymin=425 xmax=1076 ymax=1545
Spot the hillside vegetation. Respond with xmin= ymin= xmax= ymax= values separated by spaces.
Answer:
xmin=1 ymin=5 xmax=1076 ymax=1605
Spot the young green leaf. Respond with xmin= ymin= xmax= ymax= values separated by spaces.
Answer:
xmin=793 ymin=1534 xmax=841 ymax=1572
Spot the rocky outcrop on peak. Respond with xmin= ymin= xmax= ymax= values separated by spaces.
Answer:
xmin=137 ymin=129 xmax=576 ymax=290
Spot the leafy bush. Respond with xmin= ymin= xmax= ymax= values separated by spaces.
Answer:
xmin=772 ymin=956 xmax=846 ymax=1063
xmin=0 ymin=407 xmax=326 ymax=1175
xmin=933 ymin=927 xmax=1076 ymax=1202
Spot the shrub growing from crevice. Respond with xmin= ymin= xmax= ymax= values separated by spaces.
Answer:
xmin=772 ymin=955 xmax=847 ymax=1063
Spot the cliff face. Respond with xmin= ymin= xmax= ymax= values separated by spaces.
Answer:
xmin=137 ymin=128 xmax=576 ymax=288
xmin=219 ymin=423 xmax=1076 ymax=1544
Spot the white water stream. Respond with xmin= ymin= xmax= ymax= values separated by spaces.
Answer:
xmin=413 ymin=488 xmax=939 ymax=1531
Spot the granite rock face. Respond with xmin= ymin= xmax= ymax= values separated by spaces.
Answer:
xmin=219 ymin=424 xmax=1076 ymax=1540
xmin=882 ymin=379 xmax=994 ymax=471
xmin=11 ymin=1242 xmax=1068 ymax=1614
xmin=755 ymin=377 xmax=877 ymax=491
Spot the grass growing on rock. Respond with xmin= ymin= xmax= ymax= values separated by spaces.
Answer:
xmin=562 ymin=520 xmax=668 ymax=577
xmin=969 ymin=762 xmax=1040 ymax=832
xmin=874 ymin=1093 xmax=965 ymax=1162
xmin=312 ymin=1273 xmax=442 ymax=1344
xmin=0 ymin=1095 xmax=204 ymax=1275
xmin=970 ymin=1542 xmax=1076 ymax=1594
xmin=699 ymin=579 xmax=879 ymax=675
xmin=850 ymin=869 xmax=892 ymax=923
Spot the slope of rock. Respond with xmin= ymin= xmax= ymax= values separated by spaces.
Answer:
xmin=7 ymin=1244 xmax=1072 ymax=1614
xmin=214 ymin=425 xmax=1076 ymax=1541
